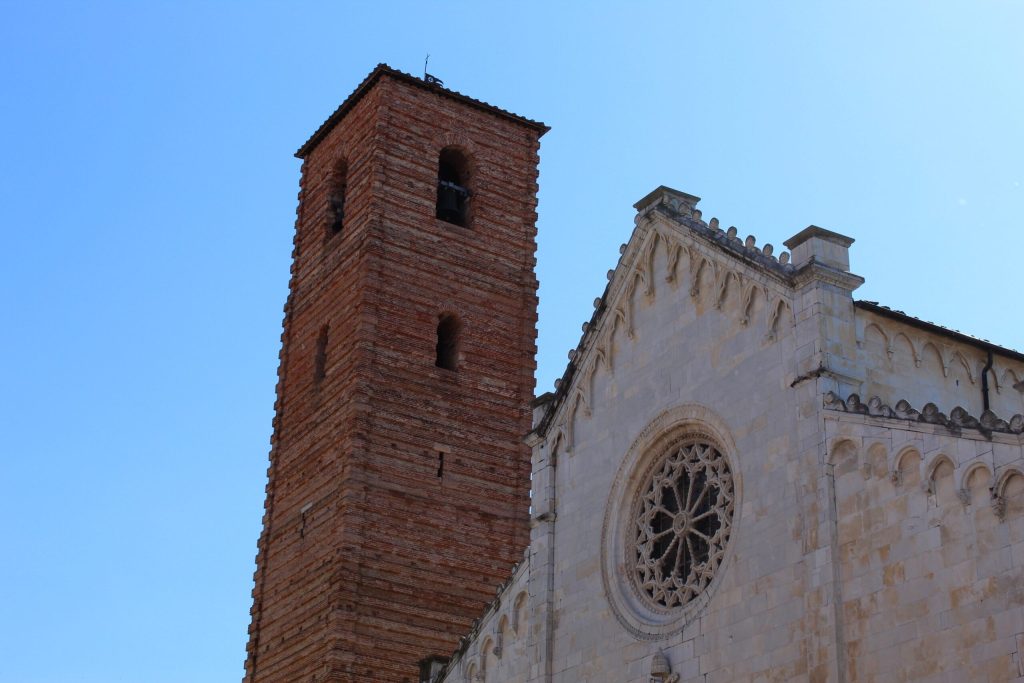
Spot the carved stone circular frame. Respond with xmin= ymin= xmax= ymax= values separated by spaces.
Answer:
xmin=601 ymin=405 xmax=741 ymax=640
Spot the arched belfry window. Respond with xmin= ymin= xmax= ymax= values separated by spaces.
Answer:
xmin=327 ymin=160 xmax=347 ymax=236
xmin=435 ymin=147 xmax=471 ymax=227
xmin=435 ymin=314 xmax=461 ymax=370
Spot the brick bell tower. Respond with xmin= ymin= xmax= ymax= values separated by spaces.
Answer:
xmin=244 ymin=65 xmax=547 ymax=682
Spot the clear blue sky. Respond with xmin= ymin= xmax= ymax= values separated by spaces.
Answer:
xmin=1 ymin=2 xmax=1021 ymax=681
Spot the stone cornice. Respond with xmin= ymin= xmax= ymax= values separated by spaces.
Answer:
xmin=791 ymin=258 xmax=865 ymax=291
xmin=824 ymin=391 xmax=1024 ymax=441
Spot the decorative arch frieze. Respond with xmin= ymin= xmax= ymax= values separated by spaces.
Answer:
xmin=664 ymin=239 xmax=684 ymax=284
xmin=539 ymin=210 xmax=798 ymax=448
xmin=854 ymin=314 xmax=1024 ymax=409
xmin=864 ymin=322 xmax=892 ymax=360
xmin=892 ymin=332 xmax=920 ymax=367
xmin=921 ymin=342 xmax=948 ymax=377
xmin=511 ymin=591 xmax=528 ymax=636
xmin=549 ymin=426 xmax=568 ymax=459
xmin=583 ymin=363 xmax=600 ymax=408
xmin=993 ymin=468 xmax=1024 ymax=519
xmin=828 ymin=438 xmax=860 ymax=466
xmin=429 ymin=559 xmax=530 ymax=683
xmin=956 ymin=461 xmax=993 ymax=504
xmin=493 ymin=615 xmax=509 ymax=658
xmin=822 ymin=422 xmax=1021 ymax=525
xmin=643 ymin=232 xmax=659 ymax=296
xmin=764 ymin=298 xmax=790 ymax=343
xmin=563 ymin=389 xmax=591 ymax=454
xmin=950 ymin=350 xmax=976 ymax=384
xmin=923 ymin=454 xmax=956 ymax=495
xmin=741 ymin=282 xmax=765 ymax=327
xmin=478 ymin=636 xmax=493 ymax=677
xmin=574 ymin=387 xmax=592 ymax=419
xmin=714 ymin=269 xmax=741 ymax=311
xmin=891 ymin=446 xmax=923 ymax=487
xmin=688 ymin=253 xmax=708 ymax=298
xmin=998 ymin=368 xmax=1021 ymax=395
xmin=611 ymin=304 xmax=633 ymax=341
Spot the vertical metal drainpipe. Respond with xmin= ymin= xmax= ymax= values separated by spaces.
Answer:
xmin=981 ymin=349 xmax=993 ymax=412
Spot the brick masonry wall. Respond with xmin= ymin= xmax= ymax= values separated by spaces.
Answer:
xmin=245 ymin=72 xmax=544 ymax=682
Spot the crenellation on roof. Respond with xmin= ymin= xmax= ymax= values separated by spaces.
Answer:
xmin=635 ymin=186 xmax=798 ymax=281
xmin=535 ymin=185 xmax=803 ymax=438
xmin=533 ymin=186 xmax=1023 ymax=439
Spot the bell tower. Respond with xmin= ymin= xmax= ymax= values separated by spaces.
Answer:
xmin=244 ymin=65 xmax=547 ymax=682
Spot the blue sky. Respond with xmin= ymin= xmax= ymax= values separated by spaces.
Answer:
xmin=1 ymin=2 xmax=1021 ymax=681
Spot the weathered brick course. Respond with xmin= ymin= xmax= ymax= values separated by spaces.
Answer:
xmin=245 ymin=66 xmax=545 ymax=682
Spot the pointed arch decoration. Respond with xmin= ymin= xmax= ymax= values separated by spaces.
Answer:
xmin=864 ymin=322 xmax=892 ymax=359
xmin=643 ymin=231 xmax=659 ymax=296
xmin=950 ymin=350 xmax=976 ymax=384
xmin=956 ymin=461 xmax=993 ymax=504
xmin=765 ymin=297 xmax=791 ymax=342
xmin=664 ymin=239 xmax=684 ymax=284
xmin=892 ymin=332 xmax=920 ymax=367
xmin=688 ymin=253 xmax=708 ymax=298
xmin=739 ymin=283 xmax=764 ymax=327
xmin=714 ymin=269 xmax=740 ymax=311
xmin=923 ymin=454 xmax=955 ymax=495
xmin=921 ymin=342 xmax=947 ymax=377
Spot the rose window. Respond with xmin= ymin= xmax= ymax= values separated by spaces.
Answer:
xmin=634 ymin=440 xmax=734 ymax=608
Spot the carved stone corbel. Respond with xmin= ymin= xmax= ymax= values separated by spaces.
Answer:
xmin=992 ymin=494 xmax=1007 ymax=520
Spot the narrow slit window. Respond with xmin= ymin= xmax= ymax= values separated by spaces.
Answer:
xmin=435 ymin=315 xmax=460 ymax=370
xmin=435 ymin=147 xmax=470 ymax=227
xmin=314 ymin=324 xmax=329 ymax=383
xmin=328 ymin=161 xmax=347 ymax=236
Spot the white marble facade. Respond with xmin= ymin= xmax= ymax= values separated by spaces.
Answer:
xmin=437 ymin=187 xmax=1024 ymax=683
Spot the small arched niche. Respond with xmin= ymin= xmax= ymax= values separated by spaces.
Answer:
xmin=963 ymin=464 xmax=993 ymax=506
xmin=894 ymin=447 xmax=922 ymax=487
xmin=828 ymin=439 xmax=860 ymax=478
xmin=435 ymin=147 xmax=471 ymax=227
xmin=927 ymin=456 xmax=956 ymax=505
xmin=497 ymin=614 xmax=511 ymax=640
xmin=435 ymin=314 xmax=461 ymax=371
xmin=327 ymin=159 xmax=348 ymax=237
xmin=512 ymin=591 xmax=528 ymax=637
xmin=998 ymin=470 xmax=1024 ymax=518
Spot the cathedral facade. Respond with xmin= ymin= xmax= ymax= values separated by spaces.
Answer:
xmin=437 ymin=189 xmax=1024 ymax=683
xmin=247 ymin=66 xmax=1024 ymax=683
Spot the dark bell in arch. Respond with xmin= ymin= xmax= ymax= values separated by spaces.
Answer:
xmin=436 ymin=180 xmax=469 ymax=226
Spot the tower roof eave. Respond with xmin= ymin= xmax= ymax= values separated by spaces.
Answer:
xmin=295 ymin=63 xmax=550 ymax=159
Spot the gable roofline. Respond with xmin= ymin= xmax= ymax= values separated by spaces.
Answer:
xmin=295 ymin=63 xmax=549 ymax=159
xmin=530 ymin=186 xmax=1024 ymax=441
xmin=531 ymin=186 xmax=801 ymax=440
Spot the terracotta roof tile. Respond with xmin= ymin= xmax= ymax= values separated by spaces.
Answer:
xmin=296 ymin=63 xmax=548 ymax=159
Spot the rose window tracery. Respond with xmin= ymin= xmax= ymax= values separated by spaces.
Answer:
xmin=634 ymin=440 xmax=734 ymax=608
